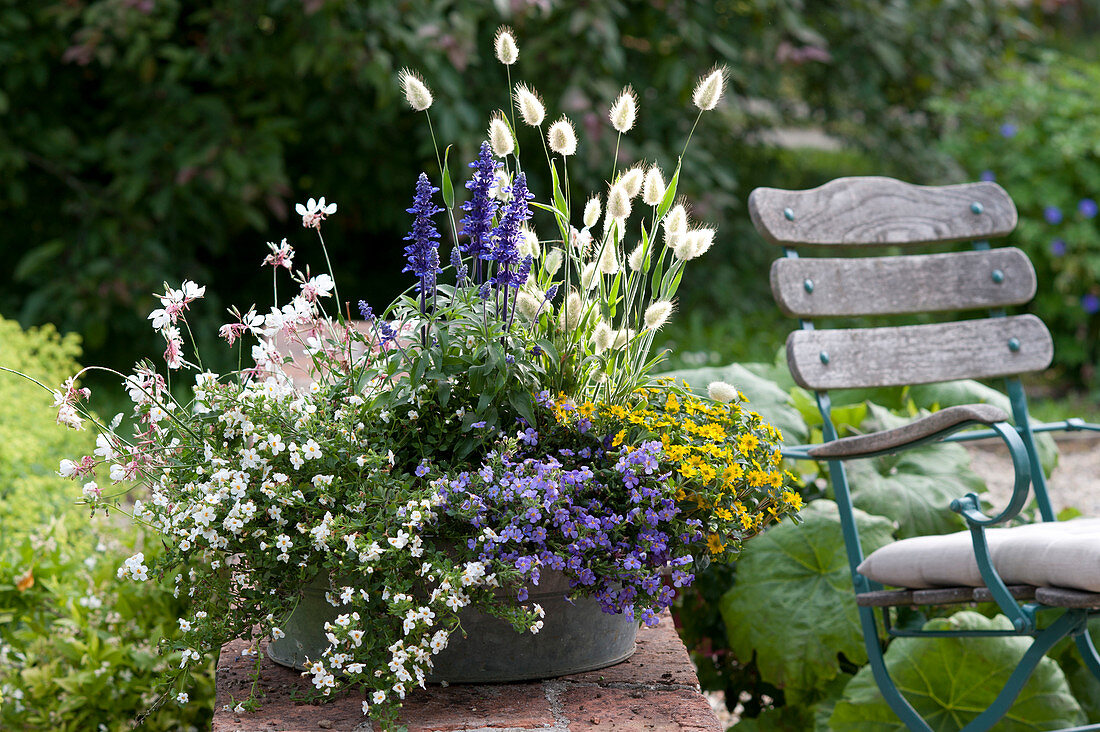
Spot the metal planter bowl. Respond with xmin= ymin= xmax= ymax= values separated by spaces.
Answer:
xmin=267 ymin=569 xmax=638 ymax=683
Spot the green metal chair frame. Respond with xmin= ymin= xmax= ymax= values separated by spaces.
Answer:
xmin=749 ymin=176 xmax=1100 ymax=732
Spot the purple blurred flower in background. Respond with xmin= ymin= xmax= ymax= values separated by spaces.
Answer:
xmin=1050 ymin=238 xmax=1067 ymax=257
xmin=1044 ymin=206 xmax=1064 ymax=225
xmin=1083 ymin=294 xmax=1100 ymax=315
xmin=1000 ymin=123 xmax=1017 ymax=138
xmin=980 ymin=170 xmax=996 ymax=182
xmin=1079 ymin=198 xmax=1098 ymax=219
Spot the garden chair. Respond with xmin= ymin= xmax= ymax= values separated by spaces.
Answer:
xmin=749 ymin=176 xmax=1100 ymax=731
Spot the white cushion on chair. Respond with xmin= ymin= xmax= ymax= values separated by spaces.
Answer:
xmin=857 ymin=518 xmax=1100 ymax=593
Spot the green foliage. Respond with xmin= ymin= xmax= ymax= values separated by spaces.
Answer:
xmin=933 ymin=51 xmax=1100 ymax=389
xmin=1 ymin=0 xmax=1027 ymax=379
xmin=0 ymin=316 xmax=212 ymax=729
xmin=719 ymin=500 xmax=895 ymax=703
xmin=829 ymin=612 xmax=1085 ymax=731
xmin=840 ymin=405 xmax=985 ymax=539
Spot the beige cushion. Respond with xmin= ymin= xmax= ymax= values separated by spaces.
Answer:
xmin=857 ymin=518 xmax=1100 ymax=593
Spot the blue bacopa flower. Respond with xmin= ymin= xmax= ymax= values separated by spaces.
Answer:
xmin=1080 ymin=198 xmax=1098 ymax=219
xmin=1083 ymin=293 xmax=1100 ymax=315
xmin=459 ymin=142 xmax=500 ymax=280
xmin=1000 ymin=122 xmax=1017 ymax=138
xmin=415 ymin=461 xmax=430 ymax=477
xmin=1050 ymin=238 xmax=1067 ymax=257
xmin=1044 ymin=206 xmax=1063 ymax=225
xmin=403 ymin=173 xmax=443 ymax=293
xmin=980 ymin=170 xmax=996 ymax=182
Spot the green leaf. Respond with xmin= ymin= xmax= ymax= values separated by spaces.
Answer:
xmin=657 ymin=362 xmax=809 ymax=444
xmin=720 ymin=500 xmax=895 ymax=700
xmin=441 ymin=145 xmax=454 ymax=209
xmin=656 ymin=161 xmax=680 ymax=219
xmin=830 ymin=611 xmax=1086 ymax=731
xmin=840 ymin=404 xmax=985 ymax=538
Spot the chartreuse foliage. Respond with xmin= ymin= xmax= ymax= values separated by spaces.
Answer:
xmin=719 ymin=500 xmax=895 ymax=702
xmin=0 ymin=316 xmax=212 ymax=729
xmin=830 ymin=612 xmax=1085 ymax=730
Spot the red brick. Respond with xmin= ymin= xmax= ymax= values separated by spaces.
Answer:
xmin=558 ymin=614 xmax=700 ymax=688
xmin=395 ymin=682 xmax=553 ymax=731
xmin=560 ymin=687 xmax=721 ymax=731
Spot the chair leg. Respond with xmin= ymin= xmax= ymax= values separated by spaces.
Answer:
xmin=859 ymin=606 xmax=1088 ymax=732
xmin=1075 ymin=624 xmax=1100 ymax=681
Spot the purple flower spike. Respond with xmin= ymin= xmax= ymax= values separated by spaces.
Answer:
xmin=1083 ymin=293 xmax=1100 ymax=315
xmin=460 ymin=142 xmax=500 ymax=282
xmin=489 ymin=172 xmax=534 ymax=292
xmin=1044 ymin=206 xmax=1063 ymax=226
xmin=1050 ymin=238 xmax=1067 ymax=257
xmin=403 ymin=173 xmax=443 ymax=294
xmin=979 ymin=170 xmax=996 ymax=182
xmin=1000 ymin=122 xmax=1017 ymax=138
xmin=1080 ymin=198 xmax=1098 ymax=219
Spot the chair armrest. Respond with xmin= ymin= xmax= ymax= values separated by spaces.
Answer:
xmin=806 ymin=404 xmax=1010 ymax=460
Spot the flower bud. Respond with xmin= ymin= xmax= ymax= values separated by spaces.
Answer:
xmin=642 ymin=166 xmax=665 ymax=207
xmin=692 ymin=67 xmax=726 ymax=111
xmin=488 ymin=113 xmax=514 ymax=157
xmin=609 ymin=86 xmax=638 ymax=133
xmin=708 ymin=381 xmax=740 ymax=404
xmin=607 ymin=184 xmax=632 ymax=220
xmin=583 ymin=196 xmax=601 ymax=229
xmin=514 ymin=83 xmax=545 ymax=127
xmin=494 ymin=26 xmax=519 ymax=65
xmin=547 ymin=115 xmax=577 ymax=156
xmin=398 ymin=69 xmax=433 ymax=112
xmin=618 ymin=167 xmax=644 ymax=199
xmin=643 ymin=300 xmax=674 ymax=330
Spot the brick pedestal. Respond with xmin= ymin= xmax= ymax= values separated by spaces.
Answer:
xmin=212 ymin=611 xmax=722 ymax=731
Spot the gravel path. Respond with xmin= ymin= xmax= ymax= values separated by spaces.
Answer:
xmin=967 ymin=434 xmax=1100 ymax=516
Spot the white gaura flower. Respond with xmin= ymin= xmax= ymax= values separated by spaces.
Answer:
xmin=398 ymin=68 xmax=433 ymax=111
xmin=295 ymin=197 xmax=337 ymax=229
xmin=494 ymin=26 xmax=519 ymax=65
xmin=513 ymin=83 xmax=545 ymax=127
xmin=609 ymin=85 xmax=638 ymax=133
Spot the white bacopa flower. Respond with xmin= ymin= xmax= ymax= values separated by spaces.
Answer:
xmin=643 ymin=300 xmax=674 ymax=330
xmin=708 ymin=380 xmax=741 ymax=404
xmin=618 ymin=167 xmax=644 ymax=199
xmin=547 ymin=115 xmax=577 ymax=156
xmin=488 ymin=113 xmax=514 ymax=157
xmin=692 ymin=66 xmax=727 ymax=111
xmin=176 ymin=692 xmax=189 ymax=705
xmin=643 ymin=166 xmax=666 ymax=206
xmin=398 ymin=68 xmax=433 ymax=111
xmin=583 ymin=196 xmax=601 ymax=229
xmin=609 ymin=85 xmax=638 ymax=133
xmin=494 ymin=26 xmax=519 ymax=65
xmin=606 ymin=184 xmax=631 ymax=220
xmin=513 ymin=83 xmax=545 ymax=127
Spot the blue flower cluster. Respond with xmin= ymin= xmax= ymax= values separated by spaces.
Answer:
xmin=402 ymin=172 xmax=443 ymax=295
xmin=435 ymin=435 xmax=703 ymax=626
xmin=488 ymin=171 xmax=533 ymax=294
xmin=459 ymin=142 xmax=499 ymax=283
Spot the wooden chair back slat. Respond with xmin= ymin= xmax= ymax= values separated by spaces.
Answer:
xmin=749 ymin=176 xmax=1017 ymax=247
xmin=770 ymin=248 xmax=1036 ymax=318
xmin=786 ymin=315 xmax=1053 ymax=390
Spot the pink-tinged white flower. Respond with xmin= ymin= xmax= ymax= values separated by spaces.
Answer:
xmin=81 ymin=481 xmax=101 ymax=499
xmin=300 ymin=273 xmax=335 ymax=302
xmin=295 ymin=197 xmax=337 ymax=229
xmin=263 ymin=238 xmax=295 ymax=269
xmin=58 ymin=458 xmax=78 ymax=477
xmin=163 ymin=326 xmax=185 ymax=369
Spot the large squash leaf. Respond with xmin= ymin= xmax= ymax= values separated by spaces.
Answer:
xmin=839 ymin=404 xmax=985 ymax=539
xmin=1052 ymin=617 xmax=1100 ymax=723
xmin=829 ymin=611 xmax=1085 ymax=731
xmin=720 ymin=500 xmax=895 ymax=702
xmin=658 ymin=362 xmax=809 ymax=444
